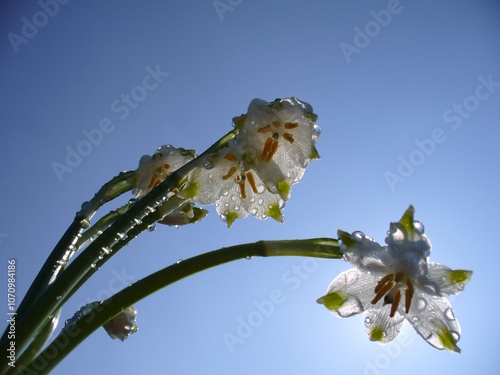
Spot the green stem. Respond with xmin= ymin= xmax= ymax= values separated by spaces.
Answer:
xmin=23 ymin=238 xmax=341 ymax=374
xmin=0 ymin=129 xmax=238 ymax=371
xmin=0 ymin=172 xmax=135 ymax=348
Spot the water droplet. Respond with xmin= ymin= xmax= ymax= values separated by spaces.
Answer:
xmin=223 ymin=190 xmax=229 ymax=196
xmin=258 ymin=198 xmax=263 ymax=206
xmin=117 ymin=232 xmax=127 ymax=240
xmin=102 ymin=246 xmax=112 ymax=255
xmin=416 ymin=298 xmax=427 ymax=311
xmin=203 ymin=160 xmax=214 ymax=169
xmin=352 ymin=231 xmax=365 ymax=240
xmin=413 ymin=221 xmax=424 ymax=234
xmin=134 ymin=218 xmax=143 ymax=225
xmin=221 ymin=214 xmax=227 ymax=222
xmin=147 ymin=223 xmax=156 ymax=232
xmin=90 ymin=264 xmax=97 ymax=269
xmin=451 ymin=330 xmax=460 ymax=341
xmin=364 ymin=317 xmax=371 ymax=324
xmin=176 ymin=259 xmax=183 ymax=264
xmin=231 ymin=196 xmax=237 ymax=202
xmin=312 ymin=124 xmax=322 ymax=141
xmin=411 ymin=316 xmax=419 ymax=324
xmin=445 ymin=308 xmax=455 ymax=321
xmin=56 ymin=295 xmax=62 ymax=300
xmin=245 ymin=255 xmax=253 ymax=260
xmin=128 ymin=198 xmax=138 ymax=205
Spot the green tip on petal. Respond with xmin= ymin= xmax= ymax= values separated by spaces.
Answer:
xmin=449 ymin=270 xmax=472 ymax=285
xmin=232 ymin=114 xmax=247 ymax=129
xmin=268 ymin=203 xmax=284 ymax=223
xmin=399 ymin=205 xmax=416 ymax=236
xmin=438 ymin=328 xmax=461 ymax=353
xmin=225 ymin=211 xmax=238 ymax=228
xmin=181 ymin=182 xmax=199 ymax=199
xmin=370 ymin=327 xmax=384 ymax=342
xmin=177 ymin=147 xmax=197 ymax=159
xmin=337 ymin=230 xmax=356 ymax=249
xmin=317 ymin=292 xmax=345 ymax=310
xmin=277 ymin=181 xmax=290 ymax=200
xmin=310 ymin=146 xmax=320 ymax=160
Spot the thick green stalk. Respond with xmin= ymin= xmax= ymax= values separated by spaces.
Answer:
xmin=0 ymin=129 xmax=238 ymax=372
xmin=22 ymin=238 xmax=341 ymax=374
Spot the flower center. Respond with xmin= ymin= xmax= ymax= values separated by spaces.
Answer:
xmin=148 ymin=164 xmax=171 ymax=189
xmin=257 ymin=121 xmax=298 ymax=162
xmin=371 ymin=272 xmax=414 ymax=318
xmin=221 ymin=153 xmax=259 ymax=200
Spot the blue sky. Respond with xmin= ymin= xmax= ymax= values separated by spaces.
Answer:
xmin=1 ymin=0 xmax=499 ymax=374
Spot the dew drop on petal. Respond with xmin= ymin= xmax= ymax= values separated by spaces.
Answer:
xmin=451 ymin=330 xmax=460 ymax=341
xmin=258 ymin=198 xmax=263 ymax=206
xmin=413 ymin=220 xmax=425 ymax=234
xmin=147 ymin=223 xmax=156 ymax=232
xmin=203 ymin=161 xmax=214 ymax=169
xmin=352 ymin=231 xmax=365 ymax=240
xmin=411 ymin=316 xmax=419 ymax=324
xmin=364 ymin=317 xmax=371 ymax=324
xmin=312 ymin=124 xmax=322 ymax=141
xmin=416 ymin=298 xmax=427 ymax=311
xmin=445 ymin=308 xmax=455 ymax=321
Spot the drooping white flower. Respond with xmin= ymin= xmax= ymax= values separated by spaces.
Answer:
xmin=132 ymin=145 xmax=196 ymax=198
xmin=317 ymin=206 xmax=472 ymax=352
xmin=233 ymin=97 xmax=321 ymax=201
xmin=103 ymin=306 xmax=138 ymax=341
xmin=181 ymin=142 xmax=284 ymax=227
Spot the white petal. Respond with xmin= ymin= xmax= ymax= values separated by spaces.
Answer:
xmin=420 ymin=263 xmax=473 ymax=297
xmin=317 ymin=268 xmax=377 ymax=318
xmin=364 ymin=305 xmax=404 ymax=343
xmin=338 ymin=230 xmax=396 ymax=274
xmin=407 ymin=290 xmax=462 ymax=352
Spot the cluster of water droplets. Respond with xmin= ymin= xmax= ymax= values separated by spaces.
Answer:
xmin=63 ymin=301 xmax=100 ymax=331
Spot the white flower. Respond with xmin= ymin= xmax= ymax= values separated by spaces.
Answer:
xmin=132 ymin=145 xmax=196 ymax=198
xmin=103 ymin=306 xmax=138 ymax=341
xmin=181 ymin=143 xmax=284 ymax=227
xmin=317 ymin=206 xmax=472 ymax=352
xmin=233 ymin=97 xmax=321 ymax=200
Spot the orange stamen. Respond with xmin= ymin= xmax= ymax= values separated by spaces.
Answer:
xmin=258 ymin=124 xmax=272 ymax=133
xmin=268 ymin=140 xmax=279 ymax=162
xmin=405 ymin=279 xmax=414 ymax=313
xmin=148 ymin=174 xmax=159 ymax=189
xmin=371 ymin=281 xmax=393 ymax=305
xmin=374 ymin=274 xmax=394 ymax=293
xmin=224 ymin=153 xmax=238 ymax=162
xmin=222 ymin=166 xmax=237 ymax=180
xmin=283 ymin=132 xmax=294 ymax=144
xmin=390 ymin=290 xmax=401 ymax=317
xmin=261 ymin=137 xmax=274 ymax=161
xmin=246 ymin=172 xmax=258 ymax=194
xmin=284 ymin=122 xmax=298 ymax=129
xmin=239 ymin=182 xmax=247 ymax=199
xmin=164 ymin=164 xmax=170 ymax=169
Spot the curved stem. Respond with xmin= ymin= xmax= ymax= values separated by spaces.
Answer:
xmin=23 ymin=238 xmax=341 ymax=374
xmin=0 ymin=171 xmax=135 ymax=348
xmin=0 ymin=130 xmax=238 ymax=370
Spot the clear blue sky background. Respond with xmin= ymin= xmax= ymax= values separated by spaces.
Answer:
xmin=1 ymin=1 xmax=499 ymax=374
